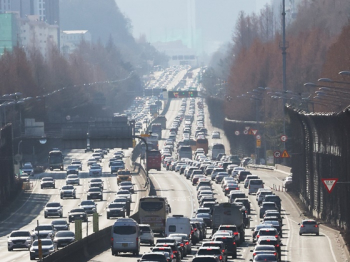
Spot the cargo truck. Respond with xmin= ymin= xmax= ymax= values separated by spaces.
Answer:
xmin=212 ymin=202 xmax=245 ymax=245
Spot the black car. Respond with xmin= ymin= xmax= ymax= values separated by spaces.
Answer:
xmin=68 ymin=208 xmax=88 ymax=223
xmin=212 ymin=235 xmax=237 ymax=259
xmin=106 ymin=203 xmax=126 ymax=219
xmin=155 ymin=243 xmax=181 ymax=262
xmin=53 ymin=231 xmax=75 ymax=248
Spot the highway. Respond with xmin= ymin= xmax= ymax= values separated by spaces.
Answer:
xmin=89 ymin=97 xmax=346 ymax=262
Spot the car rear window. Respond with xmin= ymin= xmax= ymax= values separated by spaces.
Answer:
xmin=303 ymin=221 xmax=317 ymax=225
xmin=250 ymin=180 xmax=263 ymax=185
xmin=192 ymin=258 xmax=219 ymax=262
xmin=197 ymin=249 xmax=221 ymax=255
xmin=113 ymin=225 xmax=136 ymax=235
xmin=259 ymin=240 xmax=278 ymax=246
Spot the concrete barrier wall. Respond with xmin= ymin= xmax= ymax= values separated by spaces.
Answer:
xmin=43 ymin=226 xmax=112 ymax=262
xmin=275 ymin=164 xmax=292 ymax=174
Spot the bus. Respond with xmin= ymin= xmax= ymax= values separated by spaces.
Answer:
xmin=48 ymin=150 xmax=64 ymax=171
xmin=211 ymin=143 xmax=225 ymax=160
xmin=146 ymin=150 xmax=162 ymax=171
xmin=196 ymin=137 xmax=208 ymax=154
xmin=139 ymin=196 xmax=170 ymax=234
xmin=151 ymin=123 xmax=162 ymax=140
xmin=153 ymin=115 xmax=167 ymax=129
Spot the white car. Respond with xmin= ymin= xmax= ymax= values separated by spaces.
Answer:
xmin=66 ymin=174 xmax=80 ymax=185
xmin=44 ymin=202 xmax=63 ymax=218
xmin=21 ymin=162 xmax=34 ymax=176
xmin=139 ymin=224 xmax=154 ymax=246
xmin=89 ymin=164 xmax=102 ymax=176
xmin=8 ymin=230 xmax=32 ymax=251
xmin=79 ymin=200 xmax=97 ymax=215
xmin=212 ymin=131 xmax=220 ymax=139
xmin=283 ymin=176 xmax=293 ymax=189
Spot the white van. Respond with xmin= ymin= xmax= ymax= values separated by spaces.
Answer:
xmin=248 ymin=179 xmax=264 ymax=194
xmin=165 ymin=215 xmax=191 ymax=238
xmin=211 ymin=143 xmax=225 ymax=160
xmin=111 ymin=218 xmax=140 ymax=256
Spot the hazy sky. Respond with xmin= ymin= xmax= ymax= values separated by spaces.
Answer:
xmin=115 ymin=0 xmax=271 ymax=54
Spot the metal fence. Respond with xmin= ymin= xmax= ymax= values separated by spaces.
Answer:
xmin=287 ymin=106 xmax=350 ymax=229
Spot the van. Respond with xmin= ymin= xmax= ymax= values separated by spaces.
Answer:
xmin=243 ymin=175 xmax=260 ymax=188
xmin=111 ymin=218 xmax=140 ymax=256
xmin=165 ymin=215 xmax=191 ymax=238
xmin=178 ymin=146 xmax=192 ymax=160
xmin=211 ymin=143 xmax=225 ymax=160
xmin=248 ymin=179 xmax=264 ymax=194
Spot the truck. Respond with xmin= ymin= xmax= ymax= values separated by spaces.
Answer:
xmin=212 ymin=202 xmax=245 ymax=244
xmin=153 ymin=115 xmax=167 ymax=129
xmin=151 ymin=123 xmax=162 ymax=140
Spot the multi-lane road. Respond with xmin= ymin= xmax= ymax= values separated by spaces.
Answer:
xmin=89 ymin=98 xmax=347 ymax=262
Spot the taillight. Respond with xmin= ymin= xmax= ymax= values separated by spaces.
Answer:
xmin=233 ymin=242 xmax=236 ymax=245
xmin=180 ymin=243 xmax=184 ymax=247
xmin=173 ymin=251 xmax=177 ymax=254
xmin=185 ymin=241 xmax=189 ymax=245
xmin=301 ymin=225 xmax=304 ymax=227
xmin=236 ymin=187 xmax=239 ymax=190
xmin=245 ymin=210 xmax=247 ymax=213
xmin=274 ymin=252 xmax=277 ymax=256
xmin=191 ymin=230 xmax=194 ymax=234
xmin=194 ymin=228 xmax=197 ymax=231
xmin=233 ymin=232 xmax=239 ymax=235
xmin=257 ymin=234 xmax=260 ymax=238
xmin=276 ymin=244 xmax=280 ymax=247
xmin=315 ymin=225 xmax=318 ymax=228
xmin=219 ymin=255 xmax=222 ymax=260
xmin=136 ymin=237 xmax=138 ymax=242
xmin=275 ymin=235 xmax=279 ymax=238
xmin=171 ymin=254 xmax=174 ymax=258
xmin=249 ymin=186 xmax=250 ymax=189
xmin=222 ymin=249 xmax=225 ymax=252
xmin=110 ymin=237 xmax=114 ymax=242
xmin=253 ymin=252 xmax=256 ymax=256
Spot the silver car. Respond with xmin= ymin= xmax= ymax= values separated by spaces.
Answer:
xmin=299 ymin=219 xmax=319 ymax=235
xmin=7 ymin=230 xmax=32 ymax=251
xmin=139 ymin=224 xmax=154 ymax=245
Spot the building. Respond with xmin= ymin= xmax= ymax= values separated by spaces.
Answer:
xmin=2 ymin=0 xmax=59 ymax=25
xmin=60 ymin=30 xmax=92 ymax=55
xmin=19 ymin=15 xmax=58 ymax=58
xmin=0 ymin=13 xmax=19 ymax=55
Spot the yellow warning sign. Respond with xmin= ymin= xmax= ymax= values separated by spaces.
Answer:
xmin=256 ymin=139 xmax=261 ymax=148
xmin=281 ymin=150 xmax=290 ymax=158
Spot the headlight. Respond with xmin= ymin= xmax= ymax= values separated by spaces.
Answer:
xmin=80 ymin=215 xmax=83 ymax=217
xmin=106 ymin=209 xmax=110 ymax=212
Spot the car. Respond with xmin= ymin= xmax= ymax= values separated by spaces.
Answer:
xmin=41 ymin=177 xmax=55 ymax=189
xmin=66 ymin=174 xmax=80 ymax=185
xmin=137 ymin=252 xmax=168 ymax=262
xmin=211 ymin=235 xmax=237 ymax=259
xmin=60 ymin=185 xmax=76 ymax=199
xmin=120 ymin=181 xmax=134 ymax=193
xmin=250 ymin=245 xmax=278 ymax=260
xmin=192 ymin=256 xmax=220 ymax=262
xmin=256 ymin=236 xmax=281 ymax=258
xmin=251 ymin=254 xmax=278 ymax=262
xmin=90 ymin=182 xmax=103 ymax=190
xmin=115 ymin=190 xmax=131 ymax=201
xmin=155 ymin=243 xmax=181 ymax=262
xmin=87 ymin=158 xmax=97 ymax=166
xmin=29 ymin=239 xmax=55 ymax=260
xmin=299 ymin=219 xmax=319 ymax=235
xmin=7 ymin=230 xmax=32 ymax=251
xmin=139 ymin=224 xmax=155 ymax=246
xmin=256 ymin=189 xmax=273 ymax=205
xmin=68 ymin=208 xmax=88 ymax=223
xmin=32 ymin=224 xmax=56 ymax=240
xmin=89 ymin=164 xmax=102 ymax=176
xmin=87 ymin=187 xmax=103 ymax=200
xmin=21 ymin=162 xmax=34 ymax=176
xmin=51 ymin=219 xmax=70 ymax=231
xmin=195 ymin=246 xmax=225 ymax=262
xmin=89 ymin=178 xmax=104 ymax=189
xmin=71 ymin=159 xmax=82 ymax=170
xmin=110 ymin=160 xmax=125 ymax=174
xmin=53 ymin=230 xmax=75 ymax=248
xmin=66 ymin=165 xmax=79 ymax=175
xmin=256 ymin=228 xmax=281 ymax=244
xmin=212 ymin=131 xmax=220 ymax=139
xmin=79 ymin=200 xmax=97 ymax=215
xmin=259 ymin=202 xmax=279 ymax=218
xmin=44 ymin=202 xmax=63 ymax=218
xmin=168 ymin=233 xmax=192 ymax=255
xmin=283 ymin=176 xmax=293 ymax=190
xmin=106 ymin=202 xmax=126 ymax=219
xmin=92 ymin=152 xmax=102 ymax=162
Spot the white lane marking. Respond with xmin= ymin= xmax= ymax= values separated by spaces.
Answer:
xmin=323 ymin=231 xmax=339 ymax=262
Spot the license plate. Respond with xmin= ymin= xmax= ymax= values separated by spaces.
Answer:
xmin=122 ymin=243 xmax=128 ymax=247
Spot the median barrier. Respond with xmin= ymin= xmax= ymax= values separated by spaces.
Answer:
xmin=275 ymin=164 xmax=292 ymax=174
xmin=43 ymin=226 xmax=111 ymax=262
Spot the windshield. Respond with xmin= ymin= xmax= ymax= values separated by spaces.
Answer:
xmin=90 ymin=166 xmax=101 ymax=169
xmin=46 ymin=203 xmax=60 ymax=207
xmin=33 ymin=240 xmax=52 ymax=246
xmin=42 ymin=177 xmax=53 ymax=181
xmin=109 ymin=203 xmax=124 ymax=208
xmin=113 ymin=225 xmax=136 ymax=234
xmin=35 ymin=226 xmax=52 ymax=231
xmin=140 ymin=201 xmax=164 ymax=211
xmin=52 ymin=220 xmax=67 ymax=225
xmin=81 ymin=201 xmax=95 ymax=205
xmin=10 ymin=231 xmax=30 ymax=237
xmin=48 ymin=153 xmax=63 ymax=164
xmin=62 ymin=186 xmax=74 ymax=190
xmin=56 ymin=231 xmax=74 ymax=237
xmin=89 ymin=188 xmax=101 ymax=192
xmin=70 ymin=209 xmax=85 ymax=213
xmin=23 ymin=164 xmax=32 ymax=168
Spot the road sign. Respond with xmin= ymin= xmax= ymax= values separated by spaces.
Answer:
xmin=256 ymin=139 xmax=261 ymax=148
xmin=140 ymin=134 xmax=150 ymax=137
xmin=280 ymin=135 xmax=288 ymax=142
xmin=274 ymin=151 xmax=281 ymax=158
xmin=245 ymin=126 xmax=250 ymax=130
xmin=321 ymin=178 xmax=338 ymax=193
xmin=252 ymin=129 xmax=258 ymax=135
xmin=281 ymin=150 xmax=290 ymax=158
xmin=256 ymin=134 xmax=261 ymax=140
xmin=243 ymin=130 xmax=248 ymax=135
xmin=235 ymin=131 xmax=240 ymax=135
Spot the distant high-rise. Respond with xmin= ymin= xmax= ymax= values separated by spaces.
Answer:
xmin=4 ymin=0 xmax=59 ymax=25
